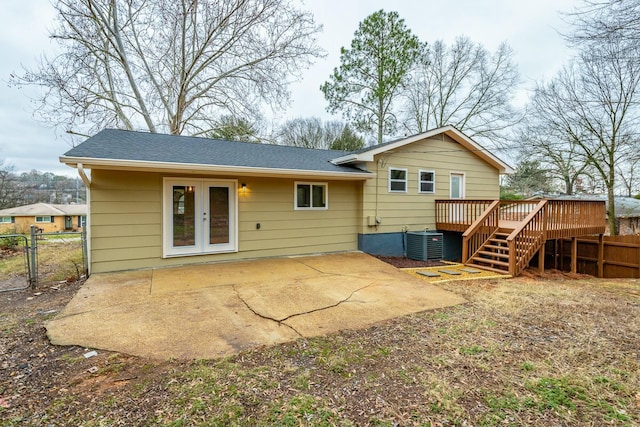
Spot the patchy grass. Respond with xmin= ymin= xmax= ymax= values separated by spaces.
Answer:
xmin=35 ymin=237 xmax=84 ymax=284
xmin=1 ymin=272 xmax=639 ymax=426
xmin=0 ymin=235 xmax=83 ymax=288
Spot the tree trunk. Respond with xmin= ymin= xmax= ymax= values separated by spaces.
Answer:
xmin=607 ymin=181 xmax=617 ymax=236
xmin=377 ymin=98 xmax=384 ymax=145
xmin=563 ymin=175 xmax=573 ymax=195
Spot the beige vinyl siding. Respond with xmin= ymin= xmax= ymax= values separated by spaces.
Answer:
xmin=360 ymin=134 xmax=499 ymax=234
xmin=90 ymin=170 xmax=361 ymax=273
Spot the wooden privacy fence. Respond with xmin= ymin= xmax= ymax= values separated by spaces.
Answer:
xmin=546 ymin=235 xmax=640 ymax=278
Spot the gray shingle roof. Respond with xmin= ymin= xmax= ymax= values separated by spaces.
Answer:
xmin=62 ymin=129 xmax=368 ymax=175
xmin=0 ymin=203 xmax=86 ymax=216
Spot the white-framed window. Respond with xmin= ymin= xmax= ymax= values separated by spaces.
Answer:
xmin=295 ymin=182 xmax=328 ymax=210
xmin=35 ymin=216 xmax=53 ymax=223
xmin=0 ymin=216 xmax=12 ymax=223
xmin=418 ymin=170 xmax=435 ymax=194
xmin=78 ymin=216 xmax=87 ymax=227
xmin=388 ymin=167 xmax=408 ymax=192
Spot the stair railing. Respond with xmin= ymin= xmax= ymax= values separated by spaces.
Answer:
xmin=462 ymin=200 xmax=501 ymax=263
xmin=506 ymin=200 xmax=547 ymax=276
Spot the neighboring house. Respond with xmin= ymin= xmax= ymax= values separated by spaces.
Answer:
xmin=0 ymin=203 xmax=87 ymax=234
xmin=59 ymin=126 xmax=511 ymax=274
xmin=613 ymin=197 xmax=640 ymax=235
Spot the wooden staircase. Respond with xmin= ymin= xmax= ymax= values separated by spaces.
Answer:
xmin=461 ymin=200 xmax=549 ymax=277
xmin=438 ymin=199 xmax=607 ymax=277
xmin=466 ymin=228 xmax=512 ymax=274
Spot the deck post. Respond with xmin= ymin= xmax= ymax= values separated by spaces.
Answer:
xmin=571 ymin=237 xmax=577 ymax=274
xmin=508 ymin=239 xmax=516 ymax=276
xmin=597 ymin=234 xmax=604 ymax=278
xmin=462 ymin=238 xmax=469 ymax=263
xmin=538 ymin=242 xmax=545 ymax=273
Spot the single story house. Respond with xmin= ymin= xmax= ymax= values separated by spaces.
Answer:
xmin=0 ymin=202 xmax=87 ymax=234
xmin=60 ymin=126 xmax=511 ymax=274
xmin=612 ymin=197 xmax=640 ymax=235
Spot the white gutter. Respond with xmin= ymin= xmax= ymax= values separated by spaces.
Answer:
xmin=60 ymin=156 xmax=375 ymax=180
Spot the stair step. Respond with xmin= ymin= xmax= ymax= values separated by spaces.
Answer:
xmin=484 ymin=244 xmax=509 ymax=251
xmin=470 ymin=257 xmax=510 ymax=268
xmin=477 ymin=250 xmax=509 ymax=259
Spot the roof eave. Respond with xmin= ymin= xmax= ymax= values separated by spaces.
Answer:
xmin=330 ymin=125 xmax=513 ymax=174
xmin=60 ymin=156 xmax=374 ymax=180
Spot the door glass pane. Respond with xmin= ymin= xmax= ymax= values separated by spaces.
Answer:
xmin=451 ymin=176 xmax=462 ymax=199
xmin=209 ymin=187 xmax=230 ymax=244
xmin=173 ymin=186 xmax=195 ymax=247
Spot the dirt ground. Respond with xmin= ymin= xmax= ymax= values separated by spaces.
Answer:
xmin=1 ymin=260 xmax=639 ymax=426
xmin=374 ymin=255 xmax=447 ymax=268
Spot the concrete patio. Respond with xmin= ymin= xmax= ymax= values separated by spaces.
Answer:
xmin=46 ymin=252 xmax=466 ymax=360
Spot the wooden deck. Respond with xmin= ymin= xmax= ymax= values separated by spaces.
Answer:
xmin=435 ymin=199 xmax=607 ymax=277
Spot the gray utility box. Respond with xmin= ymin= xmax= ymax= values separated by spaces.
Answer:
xmin=406 ymin=231 xmax=444 ymax=261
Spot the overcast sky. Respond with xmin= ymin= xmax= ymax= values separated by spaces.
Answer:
xmin=0 ymin=0 xmax=579 ymax=176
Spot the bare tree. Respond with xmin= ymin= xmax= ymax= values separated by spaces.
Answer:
xmin=518 ymin=115 xmax=593 ymax=195
xmin=277 ymin=117 xmax=347 ymax=149
xmin=402 ymin=37 xmax=520 ymax=145
xmin=566 ymin=0 xmax=640 ymax=45
xmin=0 ymin=162 xmax=24 ymax=209
xmin=617 ymin=157 xmax=640 ymax=197
xmin=531 ymin=39 xmax=640 ymax=234
xmin=12 ymin=0 xmax=323 ymax=137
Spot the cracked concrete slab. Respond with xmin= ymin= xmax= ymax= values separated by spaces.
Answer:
xmin=46 ymin=252 xmax=466 ymax=360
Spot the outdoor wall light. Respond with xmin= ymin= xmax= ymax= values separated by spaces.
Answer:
xmin=241 ymin=183 xmax=247 ymax=193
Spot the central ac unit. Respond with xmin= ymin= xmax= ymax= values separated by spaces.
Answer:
xmin=406 ymin=231 xmax=444 ymax=261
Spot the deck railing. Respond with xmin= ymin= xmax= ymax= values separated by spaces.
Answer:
xmin=435 ymin=200 xmax=494 ymax=232
xmin=461 ymin=200 xmax=500 ymax=262
xmin=436 ymin=199 xmax=606 ymax=237
xmin=507 ymin=200 xmax=547 ymax=276
xmin=498 ymin=200 xmax=541 ymax=222
xmin=544 ymin=200 xmax=606 ymax=239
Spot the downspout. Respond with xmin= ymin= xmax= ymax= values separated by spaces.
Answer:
xmin=77 ymin=163 xmax=91 ymax=187
xmin=76 ymin=163 xmax=91 ymax=276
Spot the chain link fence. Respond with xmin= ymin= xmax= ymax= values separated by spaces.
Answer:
xmin=0 ymin=226 xmax=88 ymax=292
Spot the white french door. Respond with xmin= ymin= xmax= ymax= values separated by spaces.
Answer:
xmin=163 ymin=178 xmax=237 ymax=257
xmin=449 ymin=173 xmax=466 ymax=223
xmin=450 ymin=173 xmax=465 ymax=199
